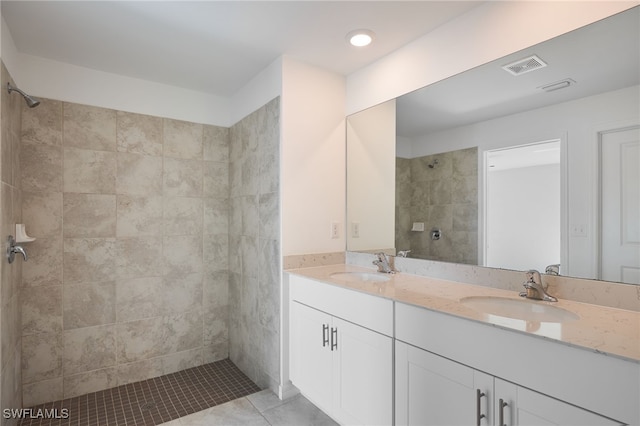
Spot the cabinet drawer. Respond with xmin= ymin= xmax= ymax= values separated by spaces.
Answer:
xmin=289 ymin=273 xmax=393 ymax=336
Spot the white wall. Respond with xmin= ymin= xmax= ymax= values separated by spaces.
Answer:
xmin=1 ymin=17 xmax=18 ymax=75
xmin=346 ymin=1 xmax=637 ymax=115
xmin=229 ymin=57 xmax=282 ymax=126
xmin=346 ymin=100 xmax=396 ymax=252
xmin=280 ymin=56 xmax=346 ymax=256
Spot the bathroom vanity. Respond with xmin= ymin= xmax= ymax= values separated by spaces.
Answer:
xmin=286 ymin=265 xmax=639 ymax=426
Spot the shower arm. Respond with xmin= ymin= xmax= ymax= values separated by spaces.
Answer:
xmin=6 ymin=83 xmax=40 ymax=108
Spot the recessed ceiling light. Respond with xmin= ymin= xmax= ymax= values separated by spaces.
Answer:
xmin=347 ymin=29 xmax=375 ymax=47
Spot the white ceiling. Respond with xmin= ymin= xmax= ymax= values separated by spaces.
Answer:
xmin=396 ymin=6 xmax=640 ymax=137
xmin=1 ymin=1 xmax=482 ymax=97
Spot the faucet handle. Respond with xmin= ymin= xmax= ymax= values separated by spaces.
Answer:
xmin=6 ymin=235 xmax=28 ymax=264
xmin=524 ymin=269 xmax=541 ymax=284
xmin=397 ymin=250 xmax=411 ymax=258
xmin=545 ymin=264 xmax=560 ymax=275
xmin=521 ymin=269 xmax=557 ymax=302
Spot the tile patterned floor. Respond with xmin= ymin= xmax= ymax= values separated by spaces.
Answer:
xmin=19 ymin=359 xmax=261 ymax=426
xmin=160 ymin=390 xmax=338 ymax=426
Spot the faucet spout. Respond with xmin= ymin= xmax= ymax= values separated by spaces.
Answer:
xmin=372 ymin=252 xmax=395 ymax=274
xmin=519 ymin=269 xmax=557 ymax=302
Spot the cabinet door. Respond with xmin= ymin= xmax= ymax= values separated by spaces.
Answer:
xmin=290 ymin=301 xmax=333 ymax=413
xmin=396 ymin=341 xmax=493 ymax=426
xmin=494 ymin=379 xmax=623 ymax=426
xmin=332 ymin=317 xmax=393 ymax=426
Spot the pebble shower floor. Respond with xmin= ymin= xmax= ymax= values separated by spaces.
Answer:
xmin=18 ymin=359 xmax=261 ymax=426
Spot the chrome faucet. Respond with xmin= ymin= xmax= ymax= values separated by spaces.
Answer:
xmin=397 ymin=250 xmax=411 ymax=258
xmin=373 ymin=252 xmax=395 ymax=273
xmin=545 ymin=264 xmax=560 ymax=276
xmin=519 ymin=270 xmax=557 ymax=302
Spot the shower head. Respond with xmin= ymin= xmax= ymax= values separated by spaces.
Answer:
xmin=428 ymin=159 xmax=439 ymax=169
xmin=6 ymin=83 xmax=40 ymax=108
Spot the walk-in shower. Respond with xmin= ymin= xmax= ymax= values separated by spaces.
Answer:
xmin=6 ymin=83 xmax=40 ymax=108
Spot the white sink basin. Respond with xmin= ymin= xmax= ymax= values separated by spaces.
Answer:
xmin=460 ymin=296 xmax=579 ymax=323
xmin=330 ymin=272 xmax=391 ymax=283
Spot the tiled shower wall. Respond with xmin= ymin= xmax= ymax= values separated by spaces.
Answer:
xmin=228 ymin=98 xmax=280 ymax=391
xmin=1 ymin=63 xmax=24 ymax=425
xmin=396 ymin=147 xmax=478 ymax=264
xmin=19 ymin=99 xmax=231 ymax=406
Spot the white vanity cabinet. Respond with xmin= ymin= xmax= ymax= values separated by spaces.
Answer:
xmin=395 ymin=340 xmax=493 ymax=425
xmin=493 ymin=379 xmax=621 ymax=426
xmin=289 ymin=274 xmax=394 ymax=426
xmin=396 ymin=340 xmax=622 ymax=425
xmin=395 ymin=302 xmax=635 ymax=426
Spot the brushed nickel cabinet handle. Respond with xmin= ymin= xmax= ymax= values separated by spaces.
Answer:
xmin=330 ymin=327 xmax=338 ymax=351
xmin=499 ymin=398 xmax=508 ymax=426
xmin=322 ymin=324 xmax=329 ymax=347
xmin=476 ymin=389 xmax=486 ymax=425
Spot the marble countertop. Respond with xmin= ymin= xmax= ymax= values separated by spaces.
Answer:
xmin=287 ymin=264 xmax=640 ymax=363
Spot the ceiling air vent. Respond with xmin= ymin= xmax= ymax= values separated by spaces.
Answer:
xmin=502 ymin=55 xmax=547 ymax=76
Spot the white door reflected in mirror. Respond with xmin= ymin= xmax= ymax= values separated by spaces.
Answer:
xmin=484 ymin=140 xmax=561 ymax=272
xmin=601 ymin=126 xmax=640 ymax=284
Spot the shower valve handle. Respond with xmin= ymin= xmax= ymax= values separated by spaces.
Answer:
xmin=6 ymin=235 xmax=28 ymax=264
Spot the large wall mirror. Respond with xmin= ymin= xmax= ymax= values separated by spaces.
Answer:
xmin=346 ymin=6 xmax=640 ymax=285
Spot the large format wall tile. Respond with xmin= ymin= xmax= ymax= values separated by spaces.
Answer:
xmin=116 ymin=311 xmax=202 ymax=363
xmin=22 ymin=378 xmax=63 ymax=408
xmin=20 ymin=141 xmax=62 ymax=192
xmin=21 ymin=285 xmax=63 ymax=335
xmin=63 ymin=148 xmax=116 ymax=194
xmin=21 ymin=237 xmax=63 ymax=288
xmin=63 ymin=367 xmax=118 ymax=399
xmin=161 ymin=273 xmax=202 ymax=314
xmin=116 ymin=111 xmax=163 ymax=156
xmin=162 ymin=235 xmax=203 ymax=276
xmin=63 ymin=193 xmax=116 ymax=238
xmin=22 ymin=191 xmax=63 ymax=238
xmin=161 ymin=348 xmax=203 ymax=376
xmin=2 ymin=64 xmax=25 ymax=418
xmin=116 ymin=357 xmax=163 ymax=386
xmin=63 ymin=104 xmax=116 ymax=152
xmin=63 ymin=325 xmax=117 ymax=375
xmin=204 ymin=234 xmax=229 ymax=274
xmin=163 ymin=197 xmax=203 ymax=236
xmin=164 ymin=119 xmax=202 ymax=160
xmin=163 ymin=158 xmax=203 ymax=197
xmin=204 ymin=161 xmax=229 ymax=199
xmin=22 ymin=332 xmax=63 ymax=384
xmin=229 ymin=98 xmax=281 ymax=390
xmin=63 ymin=282 xmax=116 ymax=330
xmin=116 ymin=152 xmax=163 ymax=196
xmin=21 ymin=99 xmax=63 ymax=147
xmin=116 ymin=276 xmax=164 ymax=323
xmin=115 ymin=236 xmax=163 ymax=279
xmin=204 ymin=198 xmax=229 ymax=235
xmin=203 ymin=125 xmax=229 ymax=163
xmin=18 ymin=95 xmax=279 ymax=404
xmin=63 ymin=238 xmax=117 ymax=284
xmin=116 ymin=195 xmax=163 ymax=237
